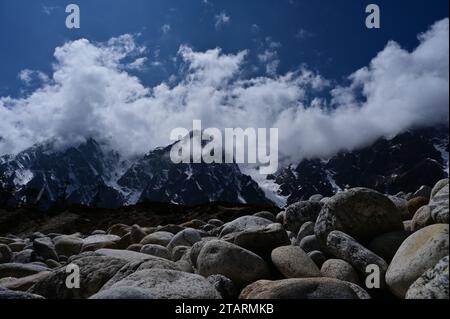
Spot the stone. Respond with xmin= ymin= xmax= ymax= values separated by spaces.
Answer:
xmin=12 ymin=249 xmax=34 ymax=264
xmin=90 ymin=286 xmax=155 ymax=299
xmin=271 ymin=246 xmax=321 ymax=279
xmin=127 ymin=244 xmax=143 ymax=252
xmin=140 ymin=244 xmax=171 ymax=260
xmin=326 ymin=231 xmax=388 ymax=283
xmin=321 ymin=259 xmax=360 ymax=285
xmin=95 ymin=249 xmax=153 ymax=263
xmin=315 ymin=188 xmax=403 ymax=244
xmin=158 ymin=224 xmax=186 ymax=235
xmin=54 ymin=236 xmax=83 ymax=257
xmin=171 ymin=246 xmax=189 ymax=262
xmin=82 ymin=234 xmax=121 ymax=252
xmin=181 ymin=219 xmax=207 ymax=229
xmin=189 ymin=238 xmax=216 ymax=268
xmin=413 ymin=186 xmax=432 ymax=200
xmin=293 ymin=221 xmax=315 ymax=246
xmin=430 ymin=178 xmax=449 ymax=199
xmin=299 ymin=235 xmax=322 ymax=253
xmin=240 ymin=278 xmax=368 ymax=299
xmin=406 ymin=256 xmax=449 ymax=300
xmin=386 ymin=224 xmax=449 ymax=298
xmin=107 ymin=224 xmax=131 ymax=237
xmin=140 ymin=231 xmax=174 ymax=247
xmin=404 ymin=220 xmax=413 ymax=232
xmin=8 ymin=242 xmax=26 ymax=252
xmin=0 ymin=271 xmax=52 ymax=291
xmin=275 ymin=212 xmax=285 ymax=224
xmin=412 ymin=206 xmax=434 ymax=231
xmin=208 ymin=219 xmax=224 ymax=227
xmin=219 ymin=216 xmax=273 ymax=237
xmin=197 ymin=240 xmax=270 ymax=288
xmin=309 ymin=194 xmax=324 ymax=202
xmin=284 ymin=201 xmax=322 ymax=234
xmin=253 ymin=211 xmax=276 ymax=222
xmin=129 ymin=225 xmax=147 ymax=244
xmin=0 ymin=244 xmax=13 ymax=264
xmin=0 ymin=263 xmax=50 ymax=279
xmin=389 ymin=196 xmax=411 ymax=220
xmin=367 ymin=231 xmax=411 ymax=263
xmin=0 ymin=287 xmax=45 ymax=299
xmin=102 ymin=269 xmax=221 ymax=299
xmin=29 ymin=255 xmax=128 ymax=299
xmin=207 ymin=275 xmax=237 ymax=299
xmin=429 ymin=184 xmax=449 ymax=224
xmin=407 ymin=197 xmax=429 ymax=217
xmin=221 ymin=223 xmax=290 ymax=259
xmin=33 ymin=237 xmax=58 ymax=261
xmin=45 ymin=259 xmax=61 ymax=268
xmin=308 ymin=251 xmax=327 ymax=268
xmin=167 ymin=228 xmax=202 ymax=252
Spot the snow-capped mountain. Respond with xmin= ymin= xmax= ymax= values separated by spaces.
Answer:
xmin=0 ymin=139 xmax=126 ymax=210
xmin=270 ymin=126 xmax=449 ymax=205
xmin=0 ymin=135 xmax=270 ymax=210
xmin=117 ymin=134 xmax=270 ymax=206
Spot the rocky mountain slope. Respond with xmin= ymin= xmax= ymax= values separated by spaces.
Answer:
xmin=270 ymin=127 xmax=449 ymax=205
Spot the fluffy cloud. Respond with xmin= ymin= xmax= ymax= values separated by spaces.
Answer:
xmin=0 ymin=19 xmax=448 ymax=169
xmin=215 ymin=11 xmax=231 ymax=29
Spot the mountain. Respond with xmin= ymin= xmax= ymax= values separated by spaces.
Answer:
xmin=117 ymin=134 xmax=270 ymax=206
xmin=270 ymin=126 xmax=449 ymax=205
xmin=0 ymin=139 xmax=126 ymax=210
xmin=0 ymin=135 xmax=270 ymax=210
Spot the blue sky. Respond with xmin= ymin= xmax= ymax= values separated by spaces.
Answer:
xmin=0 ymin=0 xmax=448 ymax=96
xmin=0 ymin=1 xmax=448 ymax=162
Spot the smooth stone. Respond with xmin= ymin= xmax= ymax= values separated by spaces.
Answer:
xmin=271 ymin=246 xmax=321 ymax=279
xmin=0 ymin=244 xmax=13 ymax=264
xmin=33 ymin=237 xmax=58 ymax=261
xmin=140 ymin=244 xmax=171 ymax=260
xmin=406 ymin=256 xmax=449 ymax=299
xmin=284 ymin=201 xmax=322 ymax=234
xmin=308 ymin=250 xmax=327 ymax=268
xmin=386 ymin=224 xmax=449 ymax=298
xmin=253 ymin=211 xmax=276 ymax=222
xmin=299 ymin=235 xmax=322 ymax=253
xmin=367 ymin=231 xmax=411 ymax=263
xmin=0 ymin=263 xmax=50 ymax=279
xmin=207 ymin=275 xmax=237 ymax=299
xmin=0 ymin=271 xmax=52 ymax=291
xmin=430 ymin=179 xmax=449 ymax=199
xmin=54 ymin=236 xmax=83 ymax=257
xmin=90 ymin=286 xmax=155 ymax=299
xmin=412 ymin=206 xmax=435 ymax=231
xmin=429 ymin=184 xmax=449 ymax=224
xmin=197 ymin=240 xmax=270 ymax=288
xmin=140 ymin=231 xmax=174 ymax=247
xmin=0 ymin=287 xmax=45 ymax=299
xmin=321 ymin=259 xmax=360 ymax=285
xmin=293 ymin=221 xmax=315 ymax=246
xmin=167 ymin=229 xmax=202 ymax=252
xmin=220 ymin=216 xmax=273 ymax=238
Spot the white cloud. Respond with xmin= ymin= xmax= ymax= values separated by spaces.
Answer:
xmin=42 ymin=5 xmax=58 ymax=15
xmin=215 ymin=11 xmax=231 ymax=29
xmin=161 ymin=24 xmax=171 ymax=34
xmin=0 ymin=19 xmax=448 ymax=170
xmin=18 ymin=69 xmax=49 ymax=85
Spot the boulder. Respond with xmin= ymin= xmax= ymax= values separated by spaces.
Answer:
xmin=253 ymin=211 xmax=276 ymax=222
xmin=197 ymin=240 xmax=270 ymax=288
xmin=0 ymin=271 xmax=51 ymax=291
xmin=429 ymin=184 xmax=449 ymax=224
xmin=107 ymin=224 xmax=131 ymax=237
xmin=308 ymin=251 xmax=327 ymax=268
xmin=321 ymin=259 xmax=360 ymax=285
xmin=293 ymin=221 xmax=315 ymax=246
xmin=284 ymin=201 xmax=322 ymax=234
xmin=299 ymin=235 xmax=322 ymax=253
xmin=90 ymin=286 xmax=155 ymax=299
xmin=140 ymin=231 xmax=174 ymax=246
xmin=219 ymin=216 xmax=273 ymax=237
xmin=412 ymin=206 xmax=434 ymax=231
xmin=367 ymin=231 xmax=411 ymax=263
xmin=140 ymin=244 xmax=171 ymax=260
xmin=12 ymin=249 xmax=34 ymax=264
xmin=271 ymin=246 xmax=321 ymax=279
xmin=130 ymin=225 xmax=147 ymax=244
xmin=413 ymin=186 xmax=432 ymax=200
xmin=189 ymin=238 xmax=216 ymax=268
xmin=82 ymin=235 xmax=120 ymax=252
xmin=127 ymin=244 xmax=143 ymax=252
xmin=388 ymin=196 xmax=411 ymax=220
xmin=33 ymin=237 xmax=58 ymax=261
xmin=430 ymin=179 xmax=449 ymax=199
xmin=240 ymin=278 xmax=369 ymax=299
xmin=406 ymin=256 xmax=449 ymax=300
xmin=407 ymin=197 xmax=429 ymax=217
xmin=171 ymin=246 xmax=189 ymax=262
xmin=95 ymin=249 xmax=153 ymax=263
xmin=0 ymin=287 xmax=45 ymax=299
xmin=207 ymin=275 xmax=238 ymax=299
xmin=181 ymin=219 xmax=207 ymax=229
xmin=0 ymin=244 xmax=13 ymax=264
xmin=326 ymin=231 xmax=388 ymax=283
xmin=315 ymin=188 xmax=403 ymax=244
xmin=221 ymin=223 xmax=290 ymax=259
xmin=208 ymin=219 xmax=224 ymax=227
xmin=167 ymin=228 xmax=202 ymax=252
xmin=0 ymin=263 xmax=50 ymax=279
xmin=386 ymin=224 xmax=449 ymax=298
xmin=29 ymin=255 xmax=128 ymax=299
xmin=309 ymin=194 xmax=324 ymax=202
xmin=101 ymin=269 xmax=221 ymax=299
xmin=54 ymin=236 xmax=83 ymax=257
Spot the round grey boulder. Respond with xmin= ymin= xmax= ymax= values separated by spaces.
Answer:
xmin=271 ymin=246 xmax=321 ymax=279
xmin=386 ymin=224 xmax=449 ymax=298
xmin=315 ymin=188 xmax=403 ymax=244
xmin=321 ymin=259 xmax=360 ymax=285
xmin=284 ymin=201 xmax=322 ymax=234
xmin=219 ymin=216 xmax=273 ymax=238
xmin=140 ymin=231 xmax=174 ymax=246
xmin=140 ymin=244 xmax=171 ymax=260
xmin=167 ymin=229 xmax=202 ymax=252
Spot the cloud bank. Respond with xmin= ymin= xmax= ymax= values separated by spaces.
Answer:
xmin=0 ymin=19 xmax=448 ymax=168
